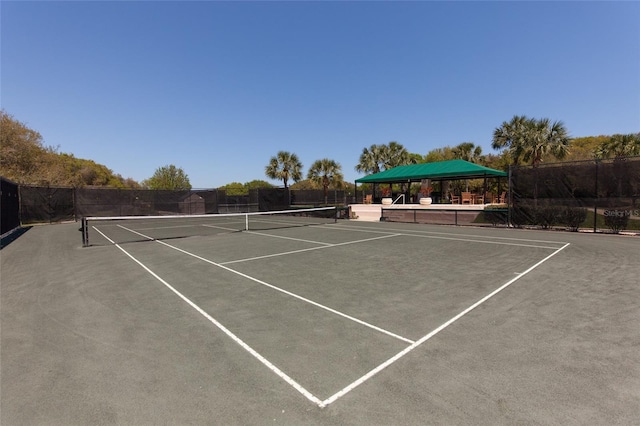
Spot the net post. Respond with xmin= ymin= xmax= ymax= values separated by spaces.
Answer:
xmin=81 ymin=217 xmax=88 ymax=247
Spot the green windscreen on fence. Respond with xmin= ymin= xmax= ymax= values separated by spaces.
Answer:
xmin=510 ymin=156 xmax=640 ymax=232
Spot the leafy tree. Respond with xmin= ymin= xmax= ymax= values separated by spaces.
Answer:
xmin=0 ymin=110 xmax=52 ymax=183
xmin=564 ymin=135 xmax=609 ymax=161
xmin=218 ymin=182 xmax=246 ymax=195
xmin=492 ymin=115 xmax=570 ymax=167
xmin=219 ymin=180 xmax=274 ymax=195
xmin=594 ymin=133 xmax=640 ymax=159
xmin=307 ymin=158 xmax=344 ymax=203
xmin=245 ymin=180 xmax=273 ymax=190
xmin=143 ymin=165 xmax=191 ymax=190
xmin=290 ymin=179 xmax=321 ymax=190
xmin=1 ymin=110 xmax=139 ymax=187
xmin=423 ymin=146 xmax=456 ymax=163
xmin=265 ymin=151 xmax=303 ymax=188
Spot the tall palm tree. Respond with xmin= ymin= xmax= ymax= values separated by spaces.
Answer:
xmin=491 ymin=115 xmax=531 ymax=166
xmin=382 ymin=141 xmax=415 ymax=169
xmin=524 ymin=118 xmax=570 ymax=167
xmin=355 ymin=144 xmax=385 ymax=175
xmin=307 ymin=158 xmax=344 ymax=204
xmin=355 ymin=144 xmax=385 ymax=198
xmin=265 ymin=151 xmax=303 ymax=188
xmin=452 ymin=142 xmax=483 ymax=163
xmin=492 ymin=115 xmax=570 ymax=167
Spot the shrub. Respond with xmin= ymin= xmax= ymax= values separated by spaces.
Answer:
xmin=561 ymin=206 xmax=587 ymax=231
xmin=604 ymin=210 xmax=630 ymax=233
xmin=535 ymin=205 xmax=562 ymax=229
xmin=483 ymin=208 xmax=508 ymax=226
xmin=511 ymin=204 xmax=535 ymax=228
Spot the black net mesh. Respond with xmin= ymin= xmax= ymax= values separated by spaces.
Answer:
xmin=510 ymin=156 xmax=640 ymax=232
xmin=75 ymin=188 xmax=219 ymax=217
xmin=217 ymin=190 xmax=256 ymax=213
xmin=82 ymin=207 xmax=337 ymax=246
xmin=290 ymin=189 xmax=349 ymax=206
xmin=19 ymin=185 xmax=75 ymax=224
xmin=1 ymin=177 xmax=21 ymax=235
xmin=258 ymin=188 xmax=290 ymax=211
xmin=381 ymin=208 xmax=508 ymax=227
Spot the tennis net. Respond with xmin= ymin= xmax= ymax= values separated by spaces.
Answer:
xmin=82 ymin=207 xmax=338 ymax=247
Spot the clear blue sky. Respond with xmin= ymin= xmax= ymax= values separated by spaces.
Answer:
xmin=2 ymin=1 xmax=639 ymax=188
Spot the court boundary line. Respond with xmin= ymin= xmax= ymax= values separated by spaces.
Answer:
xmin=333 ymin=222 xmax=569 ymax=245
xmin=320 ymin=242 xmax=571 ymax=407
xmin=93 ymin=223 xmax=570 ymax=408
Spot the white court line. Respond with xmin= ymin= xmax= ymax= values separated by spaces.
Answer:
xmin=320 ymin=242 xmax=571 ymax=407
xmin=245 ymin=230 xmax=334 ymax=246
xmin=326 ymin=224 xmax=564 ymax=250
xmin=113 ymin=224 xmax=413 ymax=345
xmin=333 ymin=222 xmax=569 ymax=245
xmin=221 ymin=233 xmax=400 ymax=265
xmin=91 ymin=226 xmax=325 ymax=407
xmin=201 ymin=223 xmax=244 ymax=232
xmin=153 ymin=237 xmax=414 ymax=345
xmin=99 ymin=223 xmax=570 ymax=408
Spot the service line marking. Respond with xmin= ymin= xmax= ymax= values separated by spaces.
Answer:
xmin=221 ymin=233 xmax=400 ymax=265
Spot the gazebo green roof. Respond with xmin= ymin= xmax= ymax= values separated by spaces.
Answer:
xmin=355 ymin=159 xmax=507 ymax=183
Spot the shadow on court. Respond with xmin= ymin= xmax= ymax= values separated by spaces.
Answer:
xmin=0 ymin=226 xmax=31 ymax=250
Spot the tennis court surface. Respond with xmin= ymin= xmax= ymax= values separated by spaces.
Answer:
xmin=2 ymin=213 xmax=639 ymax=425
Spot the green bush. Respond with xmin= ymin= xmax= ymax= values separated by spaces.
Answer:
xmin=535 ymin=205 xmax=562 ymax=229
xmin=561 ymin=206 xmax=588 ymax=231
xmin=604 ymin=210 xmax=630 ymax=233
xmin=511 ymin=204 xmax=535 ymax=228
xmin=482 ymin=209 xmax=508 ymax=226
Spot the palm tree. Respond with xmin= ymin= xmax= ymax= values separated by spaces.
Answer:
xmin=307 ymin=159 xmax=344 ymax=204
xmin=452 ymin=142 xmax=483 ymax=163
xmin=595 ymin=133 xmax=640 ymax=159
xmin=355 ymin=144 xmax=385 ymax=198
xmin=491 ymin=115 xmax=532 ymax=166
xmin=382 ymin=141 xmax=415 ymax=169
xmin=265 ymin=151 xmax=303 ymax=188
xmin=355 ymin=144 xmax=385 ymax=175
xmin=492 ymin=115 xmax=570 ymax=167
xmin=523 ymin=118 xmax=570 ymax=167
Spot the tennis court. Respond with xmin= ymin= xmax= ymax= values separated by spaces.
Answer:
xmin=1 ymin=212 xmax=638 ymax=425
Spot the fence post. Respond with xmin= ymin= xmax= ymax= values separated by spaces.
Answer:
xmin=507 ymin=165 xmax=512 ymax=227
xmin=593 ymin=160 xmax=599 ymax=233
